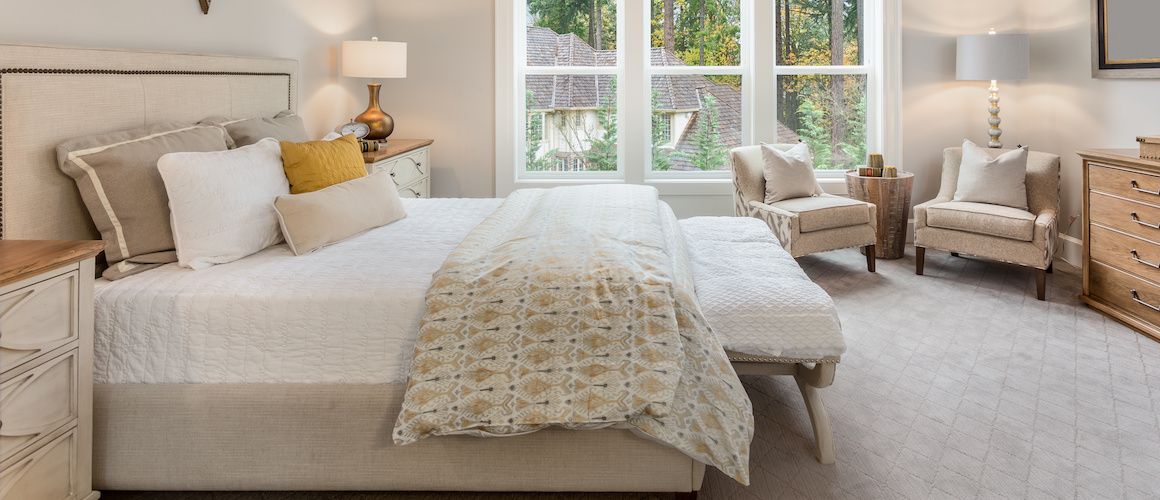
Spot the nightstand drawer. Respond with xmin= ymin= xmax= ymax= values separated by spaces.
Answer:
xmin=1090 ymin=224 xmax=1160 ymax=284
xmin=0 ymin=425 xmax=78 ymax=500
xmin=1089 ymin=261 xmax=1160 ymax=327
xmin=398 ymin=179 xmax=429 ymax=199
xmin=0 ymin=270 xmax=79 ymax=375
xmin=387 ymin=149 xmax=428 ymax=187
xmin=1089 ymin=191 xmax=1160 ymax=244
xmin=1089 ymin=163 xmax=1160 ymax=206
xmin=0 ymin=350 xmax=77 ymax=463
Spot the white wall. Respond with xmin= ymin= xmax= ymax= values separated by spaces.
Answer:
xmin=0 ymin=0 xmax=378 ymax=137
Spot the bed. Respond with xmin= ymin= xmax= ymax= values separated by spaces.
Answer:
xmin=0 ymin=43 xmax=844 ymax=494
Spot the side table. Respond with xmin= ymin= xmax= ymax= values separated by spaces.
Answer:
xmin=845 ymin=171 xmax=914 ymax=259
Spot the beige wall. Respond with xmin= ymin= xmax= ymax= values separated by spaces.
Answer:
xmin=0 ymin=0 xmax=378 ymax=138
xmin=374 ymin=0 xmax=495 ymax=198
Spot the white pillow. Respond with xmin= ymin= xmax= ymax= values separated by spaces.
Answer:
xmin=954 ymin=139 xmax=1029 ymax=210
xmin=158 ymin=138 xmax=289 ymax=269
xmin=762 ymin=142 xmax=822 ymax=204
xmin=273 ymin=172 xmax=407 ymax=255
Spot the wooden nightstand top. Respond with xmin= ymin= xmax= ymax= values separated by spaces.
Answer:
xmin=0 ymin=240 xmax=103 ymax=286
xmin=363 ymin=139 xmax=434 ymax=163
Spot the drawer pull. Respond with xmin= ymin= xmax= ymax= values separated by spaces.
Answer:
xmin=1130 ymin=250 xmax=1160 ymax=268
xmin=1130 ymin=213 xmax=1160 ymax=229
xmin=1130 ymin=181 xmax=1160 ymax=196
xmin=406 ymin=188 xmax=421 ymax=198
xmin=1130 ymin=289 xmax=1160 ymax=312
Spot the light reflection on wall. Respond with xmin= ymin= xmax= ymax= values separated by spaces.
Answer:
xmin=288 ymin=0 xmax=365 ymax=35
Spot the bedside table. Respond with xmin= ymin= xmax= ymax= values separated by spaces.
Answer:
xmin=363 ymin=139 xmax=433 ymax=198
xmin=0 ymin=240 xmax=103 ymax=500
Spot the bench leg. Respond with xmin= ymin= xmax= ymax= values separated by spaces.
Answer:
xmin=915 ymin=246 xmax=925 ymax=275
xmin=864 ymin=245 xmax=876 ymax=273
xmin=794 ymin=363 xmax=837 ymax=464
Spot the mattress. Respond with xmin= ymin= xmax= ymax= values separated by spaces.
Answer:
xmin=94 ymin=199 xmax=843 ymax=385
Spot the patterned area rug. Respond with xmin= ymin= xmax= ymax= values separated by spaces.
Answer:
xmin=103 ymin=247 xmax=1160 ymax=500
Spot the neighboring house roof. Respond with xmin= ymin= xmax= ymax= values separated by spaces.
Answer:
xmin=525 ymin=26 xmax=800 ymax=171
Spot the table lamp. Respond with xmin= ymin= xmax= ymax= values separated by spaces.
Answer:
xmin=956 ymin=30 xmax=1029 ymax=148
xmin=342 ymin=37 xmax=407 ymax=142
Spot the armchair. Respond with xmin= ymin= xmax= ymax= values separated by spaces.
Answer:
xmin=731 ymin=145 xmax=878 ymax=271
xmin=914 ymin=147 xmax=1061 ymax=300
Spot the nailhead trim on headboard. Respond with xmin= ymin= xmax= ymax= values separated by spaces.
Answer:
xmin=0 ymin=69 xmax=293 ymax=239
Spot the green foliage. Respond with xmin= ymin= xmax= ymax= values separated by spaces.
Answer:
xmin=651 ymin=90 xmax=672 ymax=171
xmin=584 ymin=79 xmax=618 ymax=171
xmin=528 ymin=0 xmax=616 ymax=50
xmin=796 ymin=97 xmax=832 ymax=169
xmin=525 ymin=91 xmax=558 ymax=171
xmin=679 ymin=93 xmax=728 ymax=171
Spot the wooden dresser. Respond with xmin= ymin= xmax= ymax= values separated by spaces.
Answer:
xmin=363 ymin=139 xmax=433 ymax=199
xmin=1080 ymin=149 xmax=1160 ymax=342
xmin=0 ymin=240 xmax=103 ymax=500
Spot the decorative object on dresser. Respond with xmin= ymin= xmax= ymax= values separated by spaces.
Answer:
xmin=1079 ymin=149 xmax=1160 ymax=342
xmin=0 ymin=240 xmax=103 ymax=500
xmin=956 ymin=30 xmax=1030 ymax=148
xmin=731 ymin=144 xmax=878 ymax=272
xmin=846 ymin=169 xmax=914 ymax=260
xmin=1138 ymin=136 xmax=1160 ymax=160
xmin=342 ymin=37 xmax=407 ymax=142
xmin=914 ymin=145 xmax=1061 ymax=300
xmin=364 ymin=139 xmax=433 ymax=199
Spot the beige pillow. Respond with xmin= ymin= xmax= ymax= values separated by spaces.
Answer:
xmin=762 ymin=142 xmax=822 ymax=204
xmin=57 ymin=123 xmax=231 ymax=279
xmin=954 ymin=139 xmax=1029 ymax=210
xmin=274 ymin=172 xmax=406 ymax=255
xmin=202 ymin=110 xmax=308 ymax=148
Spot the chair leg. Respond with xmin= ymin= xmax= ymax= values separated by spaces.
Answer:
xmin=1046 ymin=262 xmax=1054 ymax=274
xmin=865 ymin=245 xmax=876 ymax=272
xmin=915 ymin=247 xmax=925 ymax=275
xmin=951 ymin=252 xmax=960 ymax=257
xmin=675 ymin=492 xmax=698 ymax=500
xmin=1036 ymin=268 xmax=1047 ymax=301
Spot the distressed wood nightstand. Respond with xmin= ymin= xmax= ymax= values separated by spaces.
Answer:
xmin=363 ymin=139 xmax=433 ymax=199
xmin=0 ymin=240 xmax=103 ymax=500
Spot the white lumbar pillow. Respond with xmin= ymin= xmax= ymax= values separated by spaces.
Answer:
xmin=954 ymin=139 xmax=1029 ymax=210
xmin=158 ymin=138 xmax=289 ymax=269
xmin=761 ymin=142 xmax=822 ymax=204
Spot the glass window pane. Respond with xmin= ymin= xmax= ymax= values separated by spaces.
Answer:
xmin=651 ymin=75 xmax=741 ymax=172
xmin=526 ymin=75 xmax=618 ymax=172
xmin=776 ymin=74 xmax=867 ymax=171
xmin=527 ymin=0 xmax=618 ymax=66
xmin=650 ymin=0 xmax=741 ymax=67
xmin=775 ymin=0 xmax=863 ymax=66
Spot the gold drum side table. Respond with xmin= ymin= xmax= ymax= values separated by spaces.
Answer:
xmin=845 ymin=170 xmax=915 ymax=260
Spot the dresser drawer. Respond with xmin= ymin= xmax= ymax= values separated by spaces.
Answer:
xmin=0 ymin=271 xmax=79 ymax=375
xmin=1090 ymin=163 xmax=1160 ymax=206
xmin=387 ymin=149 xmax=428 ymax=187
xmin=1089 ymin=261 xmax=1160 ymax=327
xmin=397 ymin=179 xmax=429 ymax=199
xmin=0 ymin=425 xmax=78 ymax=500
xmin=0 ymin=351 xmax=77 ymax=463
xmin=1089 ymin=191 xmax=1160 ymax=243
xmin=1090 ymin=224 xmax=1160 ymax=283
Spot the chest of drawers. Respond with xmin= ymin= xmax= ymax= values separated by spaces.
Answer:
xmin=0 ymin=241 xmax=102 ymax=500
xmin=1081 ymin=150 xmax=1160 ymax=342
xmin=363 ymin=139 xmax=433 ymax=199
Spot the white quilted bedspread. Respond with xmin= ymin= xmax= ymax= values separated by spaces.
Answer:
xmin=680 ymin=217 xmax=846 ymax=361
xmin=93 ymin=201 xmax=843 ymax=385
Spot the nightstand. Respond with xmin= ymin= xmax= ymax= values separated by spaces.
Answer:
xmin=0 ymin=240 xmax=103 ymax=500
xmin=363 ymin=139 xmax=433 ymax=198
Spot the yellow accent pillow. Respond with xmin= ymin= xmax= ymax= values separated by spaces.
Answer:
xmin=279 ymin=134 xmax=367 ymax=194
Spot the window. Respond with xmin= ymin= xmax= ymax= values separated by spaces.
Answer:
xmin=497 ymin=0 xmax=897 ymax=194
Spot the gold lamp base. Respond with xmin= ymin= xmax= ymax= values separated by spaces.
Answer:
xmin=355 ymin=83 xmax=395 ymax=141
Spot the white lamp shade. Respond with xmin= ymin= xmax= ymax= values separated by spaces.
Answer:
xmin=342 ymin=39 xmax=407 ymax=79
xmin=956 ymin=33 xmax=1029 ymax=81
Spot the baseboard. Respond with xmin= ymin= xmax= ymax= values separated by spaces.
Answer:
xmin=1057 ymin=234 xmax=1083 ymax=268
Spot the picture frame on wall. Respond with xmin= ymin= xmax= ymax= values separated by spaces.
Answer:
xmin=1092 ymin=0 xmax=1160 ymax=78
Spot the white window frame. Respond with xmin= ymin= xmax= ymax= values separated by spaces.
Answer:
xmin=496 ymin=0 xmax=900 ymax=197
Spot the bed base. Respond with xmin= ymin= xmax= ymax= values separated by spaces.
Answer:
xmin=729 ymin=356 xmax=838 ymax=464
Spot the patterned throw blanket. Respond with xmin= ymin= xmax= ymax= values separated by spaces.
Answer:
xmin=393 ymin=185 xmax=753 ymax=484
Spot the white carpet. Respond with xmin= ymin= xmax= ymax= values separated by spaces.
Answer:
xmin=104 ymin=247 xmax=1160 ymax=500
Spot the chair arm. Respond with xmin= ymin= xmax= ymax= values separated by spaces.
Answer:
xmin=748 ymin=200 xmax=797 ymax=220
xmin=747 ymin=200 xmax=799 ymax=246
xmin=1033 ymin=208 xmax=1059 ymax=266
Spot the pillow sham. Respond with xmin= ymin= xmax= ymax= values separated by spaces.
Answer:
xmin=762 ymin=142 xmax=823 ymax=204
xmin=157 ymin=138 xmax=289 ymax=269
xmin=56 ymin=122 xmax=231 ymax=280
xmin=954 ymin=139 xmax=1029 ymax=210
xmin=274 ymin=171 xmax=406 ymax=255
xmin=202 ymin=110 xmax=308 ymax=148
xmin=279 ymin=134 xmax=367 ymax=194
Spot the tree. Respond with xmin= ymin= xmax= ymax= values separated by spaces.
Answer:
xmin=585 ymin=78 xmax=618 ymax=171
xmin=651 ymin=90 xmax=672 ymax=171
xmin=681 ymin=92 xmax=727 ymax=171
xmin=796 ymin=97 xmax=832 ymax=169
xmin=525 ymin=91 xmax=558 ymax=171
xmin=528 ymin=0 xmax=615 ymax=51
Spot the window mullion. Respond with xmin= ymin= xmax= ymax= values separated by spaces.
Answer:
xmin=621 ymin=0 xmax=647 ymax=184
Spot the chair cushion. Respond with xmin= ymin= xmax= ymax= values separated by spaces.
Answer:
xmin=771 ymin=195 xmax=872 ymax=233
xmin=926 ymin=201 xmax=1036 ymax=242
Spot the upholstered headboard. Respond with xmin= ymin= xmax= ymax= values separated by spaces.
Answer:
xmin=0 ymin=43 xmax=298 ymax=240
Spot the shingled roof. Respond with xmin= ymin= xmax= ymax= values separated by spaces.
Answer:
xmin=526 ymin=26 xmax=800 ymax=171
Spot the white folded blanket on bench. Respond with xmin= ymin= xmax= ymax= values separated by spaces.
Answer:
xmin=681 ymin=216 xmax=846 ymax=361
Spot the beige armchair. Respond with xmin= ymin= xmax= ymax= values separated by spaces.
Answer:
xmin=731 ymin=145 xmax=878 ymax=272
xmin=914 ymin=147 xmax=1061 ymax=300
